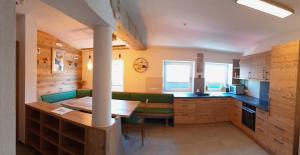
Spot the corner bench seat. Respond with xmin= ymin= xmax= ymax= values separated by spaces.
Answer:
xmin=41 ymin=90 xmax=174 ymax=125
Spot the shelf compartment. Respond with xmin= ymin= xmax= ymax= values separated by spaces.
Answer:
xmin=27 ymin=108 xmax=40 ymax=122
xmin=61 ymin=121 xmax=85 ymax=143
xmin=27 ymin=119 xmax=40 ymax=136
xmin=41 ymin=126 xmax=59 ymax=146
xmin=60 ymin=149 xmax=72 ymax=155
xmin=41 ymin=113 xmax=59 ymax=132
xmin=41 ymin=138 xmax=59 ymax=155
xmin=26 ymin=131 xmax=40 ymax=151
xmin=61 ymin=135 xmax=85 ymax=155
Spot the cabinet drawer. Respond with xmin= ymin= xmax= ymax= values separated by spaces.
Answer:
xmin=174 ymin=113 xmax=195 ymax=124
xmin=255 ymin=127 xmax=268 ymax=147
xmin=268 ymin=119 xmax=294 ymax=141
xmin=174 ymin=99 xmax=196 ymax=104
xmin=268 ymin=133 xmax=293 ymax=155
xmin=174 ymin=102 xmax=196 ymax=113
xmin=256 ymin=109 xmax=267 ymax=117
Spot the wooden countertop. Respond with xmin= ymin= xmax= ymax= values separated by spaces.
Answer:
xmin=26 ymin=102 xmax=114 ymax=129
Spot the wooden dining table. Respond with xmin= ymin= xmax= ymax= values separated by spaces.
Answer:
xmin=61 ymin=97 xmax=140 ymax=118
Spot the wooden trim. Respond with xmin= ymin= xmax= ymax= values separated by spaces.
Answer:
xmin=294 ymin=41 xmax=300 ymax=155
xmin=262 ymin=0 xmax=294 ymax=14
xmin=236 ymin=0 xmax=294 ymax=14
xmin=138 ymin=103 xmax=173 ymax=109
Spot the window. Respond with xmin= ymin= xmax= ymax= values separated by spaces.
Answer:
xmin=204 ymin=62 xmax=232 ymax=92
xmin=163 ymin=61 xmax=194 ymax=92
xmin=112 ymin=60 xmax=124 ymax=91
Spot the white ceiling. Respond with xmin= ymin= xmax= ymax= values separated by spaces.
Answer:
xmin=122 ymin=0 xmax=300 ymax=53
xmin=17 ymin=0 xmax=93 ymax=49
xmin=16 ymin=0 xmax=126 ymax=49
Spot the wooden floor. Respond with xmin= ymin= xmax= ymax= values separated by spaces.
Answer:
xmin=17 ymin=122 xmax=269 ymax=155
xmin=124 ymin=122 xmax=269 ymax=155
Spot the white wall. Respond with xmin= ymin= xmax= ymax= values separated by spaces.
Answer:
xmin=82 ymin=46 xmax=241 ymax=92
xmin=16 ymin=14 xmax=37 ymax=143
xmin=0 ymin=0 xmax=16 ymax=154
xmin=245 ymin=30 xmax=300 ymax=55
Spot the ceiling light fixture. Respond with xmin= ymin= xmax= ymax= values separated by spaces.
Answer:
xmin=236 ymin=0 xmax=294 ymax=18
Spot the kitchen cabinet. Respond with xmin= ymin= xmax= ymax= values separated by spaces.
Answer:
xmin=174 ymin=98 xmax=232 ymax=125
xmin=239 ymin=56 xmax=251 ymax=80
xmin=229 ymin=100 xmax=242 ymax=128
xmin=268 ymin=41 xmax=300 ymax=155
xmin=174 ymin=99 xmax=196 ymax=124
xmin=239 ymin=51 xmax=271 ymax=81
xmin=254 ymin=109 xmax=269 ymax=149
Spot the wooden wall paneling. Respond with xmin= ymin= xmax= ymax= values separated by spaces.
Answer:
xmin=240 ymin=56 xmax=251 ymax=79
xmin=269 ymin=41 xmax=300 ymax=155
xmin=37 ymin=31 xmax=82 ymax=97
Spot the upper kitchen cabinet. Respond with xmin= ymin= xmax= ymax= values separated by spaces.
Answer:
xmin=240 ymin=56 xmax=251 ymax=80
xmin=240 ymin=52 xmax=271 ymax=81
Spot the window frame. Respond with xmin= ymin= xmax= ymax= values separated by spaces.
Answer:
xmin=204 ymin=62 xmax=232 ymax=92
xmin=163 ymin=60 xmax=195 ymax=93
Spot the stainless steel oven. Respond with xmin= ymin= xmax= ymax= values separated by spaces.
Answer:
xmin=242 ymin=103 xmax=256 ymax=131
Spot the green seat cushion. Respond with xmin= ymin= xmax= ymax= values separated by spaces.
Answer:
xmin=77 ymin=89 xmax=92 ymax=98
xmin=135 ymin=108 xmax=173 ymax=114
xmin=41 ymin=91 xmax=77 ymax=103
xmin=130 ymin=93 xmax=174 ymax=103
xmin=130 ymin=93 xmax=148 ymax=102
xmin=112 ymin=92 xmax=131 ymax=100
xmin=122 ymin=115 xmax=142 ymax=124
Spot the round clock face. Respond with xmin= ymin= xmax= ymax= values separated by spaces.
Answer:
xmin=133 ymin=57 xmax=149 ymax=73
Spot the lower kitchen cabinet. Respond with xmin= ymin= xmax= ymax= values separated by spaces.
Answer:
xmin=229 ymin=100 xmax=242 ymax=128
xmin=174 ymin=98 xmax=232 ymax=125
xmin=254 ymin=109 xmax=269 ymax=149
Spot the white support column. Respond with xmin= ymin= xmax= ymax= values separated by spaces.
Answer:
xmin=92 ymin=25 xmax=113 ymax=127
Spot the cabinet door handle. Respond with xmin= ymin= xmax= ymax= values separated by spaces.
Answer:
xmin=269 ymin=98 xmax=271 ymax=116
xmin=257 ymin=128 xmax=265 ymax=133
xmin=257 ymin=117 xmax=265 ymax=122
xmin=265 ymin=71 xmax=269 ymax=80
xmin=181 ymin=105 xmax=189 ymax=107
xmin=273 ymin=124 xmax=284 ymax=131
xmin=274 ymin=138 xmax=284 ymax=145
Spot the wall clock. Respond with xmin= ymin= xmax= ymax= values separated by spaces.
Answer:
xmin=133 ymin=57 xmax=149 ymax=73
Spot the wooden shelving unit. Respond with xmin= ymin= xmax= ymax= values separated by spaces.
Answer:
xmin=61 ymin=121 xmax=85 ymax=143
xmin=26 ymin=107 xmax=85 ymax=155
xmin=232 ymin=59 xmax=240 ymax=85
xmin=26 ymin=103 xmax=112 ymax=155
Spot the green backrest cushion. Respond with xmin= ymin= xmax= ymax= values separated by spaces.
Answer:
xmin=41 ymin=91 xmax=77 ymax=103
xmin=130 ymin=93 xmax=174 ymax=103
xmin=112 ymin=92 xmax=131 ymax=100
xmin=76 ymin=89 xmax=92 ymax=98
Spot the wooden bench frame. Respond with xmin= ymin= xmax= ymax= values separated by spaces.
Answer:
xmin=135 ymin=102 xmax=173 ymax=127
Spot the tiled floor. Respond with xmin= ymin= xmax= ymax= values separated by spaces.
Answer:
xmin=124 ymin=122 xmax=269 ymax=155
xmin=17 ymin=122 xmax=269 ymax=155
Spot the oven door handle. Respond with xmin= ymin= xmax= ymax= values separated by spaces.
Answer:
xmin=242 ymin=106 xmax=256 ymax=114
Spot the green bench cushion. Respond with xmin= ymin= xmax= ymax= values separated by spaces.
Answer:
xmin=76 ymin=89 xmax=92 ymax=98
xmin=130 ymin=93 xmax=174 ymax=103
xmin=135 ymin=108 xmax=173 ymax=114
xmin=41 ymin=91 xmax=77 ymax=103
xmin=122 ymin=115 xmax=142 ymax=124
xmin=112 ymin=92 xmax=131 ymax=100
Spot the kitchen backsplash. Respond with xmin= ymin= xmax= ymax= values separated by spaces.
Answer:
xmin=246 ymin=80 xmax=260 ymax=98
